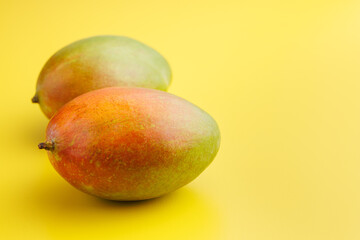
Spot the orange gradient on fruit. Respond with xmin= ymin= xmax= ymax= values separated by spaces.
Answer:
xmin=40 ymin=87 xmax=220 ymax=201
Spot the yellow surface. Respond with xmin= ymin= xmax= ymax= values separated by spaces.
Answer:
xmin=1 ymin=0 xmax=360 ymax=239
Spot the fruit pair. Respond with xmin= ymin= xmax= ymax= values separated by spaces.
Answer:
xmin=34 ymin=36 xmax=220 ymax=201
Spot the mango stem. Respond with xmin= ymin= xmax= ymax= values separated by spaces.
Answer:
xmin=32 ymin=95 xmax=39 ymax=103
xmin=38 ymin=141 xmax=54 ymax=151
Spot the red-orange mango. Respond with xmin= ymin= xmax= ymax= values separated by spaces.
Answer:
xmin=32 ymin=35 xmax=171 ymax=118
xmin=39 ymin=87 xmax=220 ymax=201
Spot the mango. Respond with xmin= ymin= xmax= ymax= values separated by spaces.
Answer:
xmin=32 ymin=35 xmax=171 ymax=118
xmin=38 ymin=87 xmax=220 ymax=201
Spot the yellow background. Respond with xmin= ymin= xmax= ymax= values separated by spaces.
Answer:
xmin=1 ymin=0 xmax=360 ymax=239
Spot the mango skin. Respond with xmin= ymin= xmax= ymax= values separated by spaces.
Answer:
xmin=34 ymin=35 xmax=171 ymax=118
xmin=42 ymin=87 xmax=220 ymax=201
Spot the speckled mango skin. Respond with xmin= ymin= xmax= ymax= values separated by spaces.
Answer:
xmin=34 ymin=35 xmax=171 ymax=118
xmin=43 ymin=87 xmax=220 ymax=201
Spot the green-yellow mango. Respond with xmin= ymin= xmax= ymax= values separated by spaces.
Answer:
xmin=32 ymin=35 xmax=171 ymax=118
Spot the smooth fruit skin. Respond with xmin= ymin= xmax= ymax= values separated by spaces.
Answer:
xmin=40 ymin=87 xmax=220 ymax=201
xmin=33 ymin=35 xmax=171 ymax=118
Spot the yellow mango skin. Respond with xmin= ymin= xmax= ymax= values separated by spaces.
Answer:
xmin=41 ymin=87 xmax=220 ymax=201
xmin=33 ymin=35 xmax=171 ymax=118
